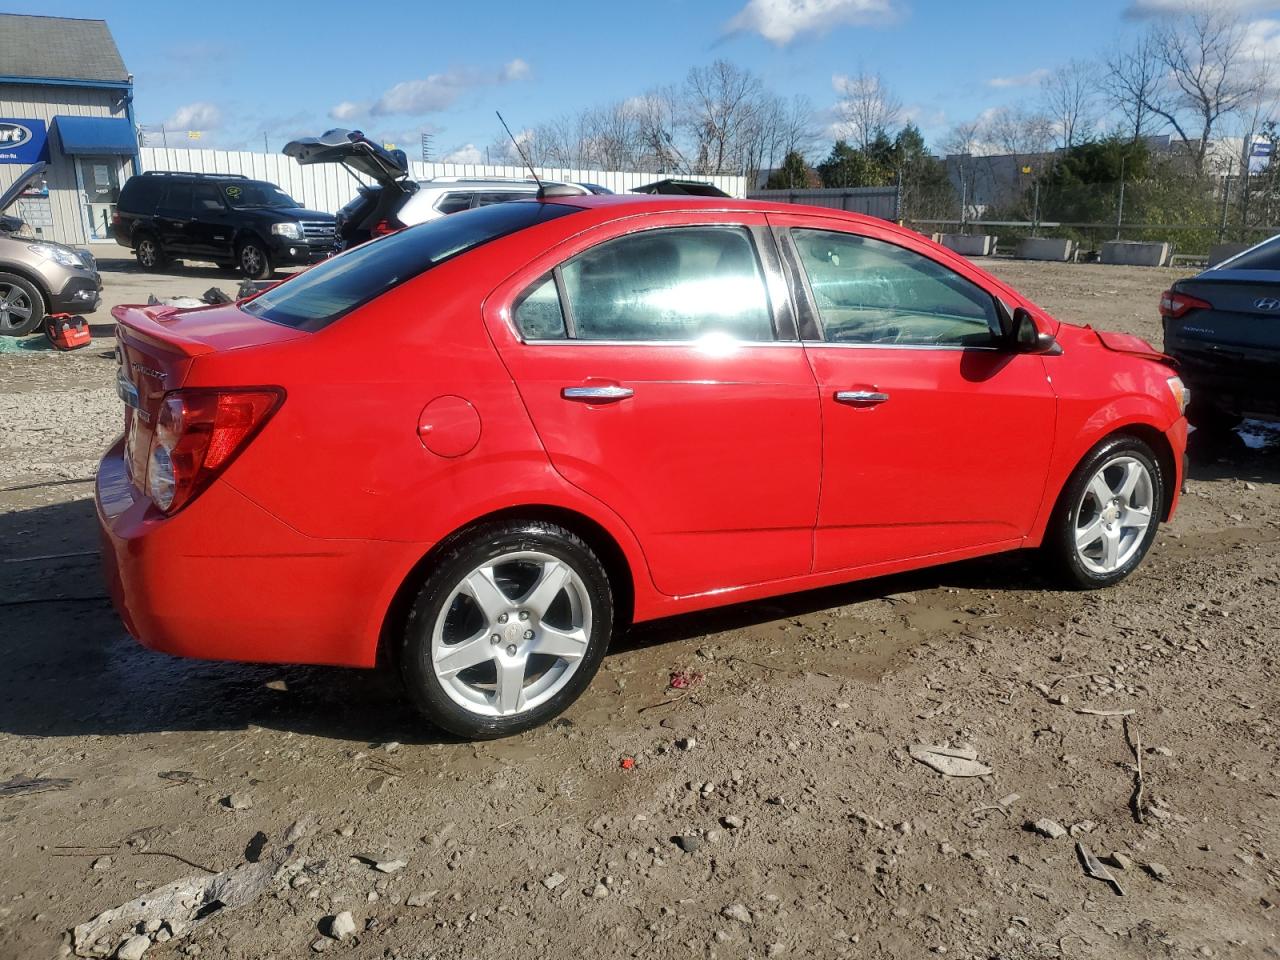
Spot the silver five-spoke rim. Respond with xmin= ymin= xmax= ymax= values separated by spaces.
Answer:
xmin=241 ymin=245 xmax=262 ymax=274
xmin=431 ymin=551 xmax=591 ymax=718
xmin=138 ymin=239 xmax=157 ymax=267
xmin=1074 ymin=455 xmax=1154 ymax=575
xmin=0 ymin=283 xmax=33 ymax=331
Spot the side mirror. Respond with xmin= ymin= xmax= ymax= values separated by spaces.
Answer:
xmin=1012 ymin=306 xmax=1061 ymax=355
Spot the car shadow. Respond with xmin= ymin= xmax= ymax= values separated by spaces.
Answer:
xmin=1186 ymin=419 xmax=1280 ymax=484
xmin=0 ymin=493 xmax=1052 ymax=745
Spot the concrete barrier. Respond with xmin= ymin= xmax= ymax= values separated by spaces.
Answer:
xmin=940 ymin=234 xmax=996 ymax=256
xmin=1100 ymin=240 xmax=1171 ymax=267
xmin=1208 ymin=242 xmax=1251 ymax=267
xmin=1015 ymin=237 xmax=1074 ymax=262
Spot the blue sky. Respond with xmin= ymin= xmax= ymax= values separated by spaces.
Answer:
xmin=11 ymin=0 xmax=1280 ymax=160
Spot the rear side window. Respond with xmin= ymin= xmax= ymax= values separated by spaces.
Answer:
xmin=792 ymin=229 xmax=998 ymax=346
xmin=158 ymin=183 xmax=192 ymax=214
xmin=192 ymin=184 xmax=224 ymax=212
xmin=475 ymin=191 xmax=535 ymax=207
xmin=120 ymin=177 xmax=165 ymax=213
xmin=513 ymin=274 xmax=566 ymax=339
xmin=244 ymin=201 xmax=579 ymax=331
xmin=435 ymin=192 xmax=473 ymax=214
xmin=560 ymin=227 xmax=774 ymax=342
xmin=1224 ymin=236 xmax=1280 ymax=271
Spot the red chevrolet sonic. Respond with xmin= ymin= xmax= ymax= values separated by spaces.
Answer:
xmin=97 ymin=194 xmax=1188 ymax=738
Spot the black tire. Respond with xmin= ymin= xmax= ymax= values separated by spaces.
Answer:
xmin=1186 ymin=399 xmax=1242 ymax=435
xmin=399 ymin=520 xmax=613 ymax=739
xmin=0 ymin=272 xmax=45 ymax=336
xmin=237 ymin=239 xmax=272 ymax=280
xmin=134 ymin=233 xmax=166 ymax=271
xmin=1043 ymin=434 xmax=1165 ymax=590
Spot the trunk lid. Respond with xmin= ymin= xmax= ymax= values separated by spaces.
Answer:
xmin=113 ymin=302 xmax=306 ymax=487
xmin=1172 ymin=273 xmax=1280 ymax=353
xmin=282 ymin=129 xmax=416 ymax=192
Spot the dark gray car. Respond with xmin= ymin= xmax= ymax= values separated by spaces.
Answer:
xmin=1161 ymin=235 xmax=1280 ymax=430
xmin=0 ymin=161 xmax=102 ymax=335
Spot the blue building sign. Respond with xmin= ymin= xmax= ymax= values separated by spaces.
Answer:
xmin=0 ymin=118 xmax=49 ymax=164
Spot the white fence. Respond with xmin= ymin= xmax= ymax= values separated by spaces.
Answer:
xmin=137 ymin=147 xmax=747 ymax=213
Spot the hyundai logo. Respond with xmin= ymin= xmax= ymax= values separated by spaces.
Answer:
xmin=1256 ymin=297 xmax=1280 ymax=311
xmin=0 ymin=122 xmax=33 ymax=147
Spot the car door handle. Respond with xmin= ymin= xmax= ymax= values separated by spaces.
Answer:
xmin=561 ymin=385 xmax=634 ymax=404
xmin=834 ymin=390 xmax=890 ymax=406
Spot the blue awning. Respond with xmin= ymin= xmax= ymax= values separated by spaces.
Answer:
xmin=53 ymin=115 xmax=137 ymax=155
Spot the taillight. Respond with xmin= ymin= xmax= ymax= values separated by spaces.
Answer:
xmin=1159 ymin=289 xmax=1212 ymax=319
xmin=371 ymin=218 xmax=402 ymax=237
xmin=146 ymin=388 xmax=282 ymax=514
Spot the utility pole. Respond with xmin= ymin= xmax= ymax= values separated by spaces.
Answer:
xmin=161 ymin=125 xmax=168 ymax=148
xmin=263 ymin=132 xmax=269 ymax=153
xmin=1115 ymin=154 xmax=1126 ymax=241
xmin=1218 ymin=158 xmax=1233 ymax=243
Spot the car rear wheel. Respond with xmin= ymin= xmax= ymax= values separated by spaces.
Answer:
xmin=134 ymin=234 xmax=165 ymax=271
xmin=237 ymin=240 xmax=272 ymax=280
xmin=400 ymin=520 xmax=613 ymax=739
xmin=1044 ymin=435 xmax=1164 ymax=589
xmin=0 ymin=273 xmax=45 ymax=336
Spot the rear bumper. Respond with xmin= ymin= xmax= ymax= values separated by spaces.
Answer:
xmin=95 ymin=439 xmax=428 ymax=668
xmin=1168 ymin=344 xmax=1280 ymax=418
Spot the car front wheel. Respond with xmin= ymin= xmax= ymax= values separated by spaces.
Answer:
xmin=399 ymin=520 xmax=613 ymax=739
xmin=1044 ymin=435 xmax=1164 ymax=589
xmin=0 ymin=272 xmax=45 ymax=336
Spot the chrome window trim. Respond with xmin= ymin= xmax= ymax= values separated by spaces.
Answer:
xmin=515 ymin=336 xmax=807 ymax=348
xmin=799 ymin=340 xmax=1002 ymax=352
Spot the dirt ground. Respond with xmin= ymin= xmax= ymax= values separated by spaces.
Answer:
xmin=0 ymin=255 xmax=1277 ymax=960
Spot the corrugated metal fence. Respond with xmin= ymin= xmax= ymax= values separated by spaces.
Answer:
xmin=138 ymin=147 xmax=747 ymax=212
xmin=747 ymin=186 xmax=900 ymax=220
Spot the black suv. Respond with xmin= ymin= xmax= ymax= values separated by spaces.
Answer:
xmin=112 ymin=172 xmax=337 ymax=279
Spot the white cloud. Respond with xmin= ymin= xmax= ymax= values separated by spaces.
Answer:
xmin=1243 ymin=17 xmax=1280 ymax=61
xmin=900 ymin=104 xmax=947 ymax=131
xmin=163 ymin=101 xmax=222 ymax=132
xmin=369 ymin=60 xmax=532 ymax=117
xmin=987 ymin=67 xmax=1050 ymax=89
xmin=329 ymin=101 xmax=367 ymax=122
xmin=726 ymin=0 xmax=898 ymax=45
xmin=500 ymin=58 xmax=531 ymax=82
xmin=442 ymin=143 xmax=484 ymax=164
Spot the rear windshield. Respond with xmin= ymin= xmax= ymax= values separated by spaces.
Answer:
xmin=244 ymin=201 xmax=578 ymax=331
xmin=1224 ymin=236 xmax=1280 ymax=271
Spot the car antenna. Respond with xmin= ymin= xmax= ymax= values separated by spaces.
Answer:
xmin=496 ymin=111 xmax=542 ymax=189
xmin=496 ymin=111 xmax=581 ymax=200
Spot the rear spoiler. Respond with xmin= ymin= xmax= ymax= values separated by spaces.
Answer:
xmin=112 ymin=304 xmax=216 ymax=357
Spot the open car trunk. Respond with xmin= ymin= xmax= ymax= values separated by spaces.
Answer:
xmin=282 ymin=129 xmax=416 ymax=193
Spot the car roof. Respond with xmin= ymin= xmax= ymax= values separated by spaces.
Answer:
xmin=547 ymin=192 xmax=895 ymax=231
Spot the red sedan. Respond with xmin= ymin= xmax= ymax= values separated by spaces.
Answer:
xmin=97 ymin=194 xmax=1188 ymax=738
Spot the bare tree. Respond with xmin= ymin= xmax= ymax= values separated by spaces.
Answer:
xmin=984 ymin=106 xmax=1054 ymax=159
xmin=1041 ymin=60 xmax=1097 ymax=150
xmin=634 ymin=86 xmax=689 ymax=173
xmin=834 ymin=69 xmax=901 ymax=152
xmin=683 ymin=60 xmax=768 ymax=175
xmin=1145 ymin=5 xmax=1269 ymax=174
xmin=1104 ymin=33 xmax=1164 ymax=142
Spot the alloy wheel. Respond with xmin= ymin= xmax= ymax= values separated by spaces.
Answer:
xmin=0 ymin=284 xmax=33 ymax=332
xmin=430 ymin=550 xmax=592 ymax=717
xmin=241 ymin=245 xmax=263 ymax=275
xmin=1073 ymin=455 xmax=1154 ymax=575
xmin=137 ymin=239 xmax=157 ymax=268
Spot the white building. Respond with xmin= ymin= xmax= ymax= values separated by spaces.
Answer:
xmin=0 ymin=14 xmax=138 ymax=246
